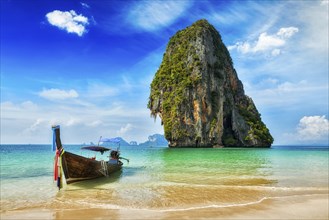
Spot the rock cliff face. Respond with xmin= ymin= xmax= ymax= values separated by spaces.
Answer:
xmin=148 ymin=19 xmax=273 ymax=148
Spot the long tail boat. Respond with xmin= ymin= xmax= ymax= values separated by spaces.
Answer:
xmin=52 ymin=125 xmax=127 ymax=188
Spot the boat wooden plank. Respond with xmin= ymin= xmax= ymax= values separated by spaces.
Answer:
xmin=61 ymin=151 xmax=122 ymax=184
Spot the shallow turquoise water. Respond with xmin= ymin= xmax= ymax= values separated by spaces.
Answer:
xmin=1 ymin=145 xmax=328 ymax=211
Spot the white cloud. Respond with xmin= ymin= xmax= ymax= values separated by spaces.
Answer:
xmin=281 ymin=115 xmax=329 ymax=145
xmin=39 ymin=88 xmax=79 ymax=100
xmin=277 ymin=27 xmax=299 ymax=38
xmin=297 ymin=1 xmax=328 ymax=54
xmin=127 ymin=0 xmax=191 ymax=31
xmin=21 ymin=101 xmax=38 ymax=110
xmin=88 ymin=120 xmax=104 ymax=127
xmin=46 ymin=10 xmax=89 ymax=36
xmin=28 ymin=118 xmax=44 ymax=132
xmin=80 ymin=2 xmax=90 ymax=9
xmin=117 ymin=123 xmax=133 ymax=136
xmin=0 ymin=99 xmax=162 ymax=144
xmin=271 ymin=48 xmax=281 ymax=56
xmin=297 ymin=115 xmax=329 ymax=142
xmin=246 ymin=80 xmax=327 ymax=108
xmin=276 ymin=80 xmax=307 ymax=92
xmin=0 ymin=101 xmax=38 ymax=113
xmin=65 ymin=118 xmax=82 ymax=127
xmin=254 ymin=32 xmax=285 ymax=52
xmin=229 ymin=26 xmax=298 ymax=56
xmin=321 ymin=0 xmax=329 ymax=5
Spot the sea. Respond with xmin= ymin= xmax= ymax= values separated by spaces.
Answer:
xmin=0 ymin=144 xmax=328 ymax=216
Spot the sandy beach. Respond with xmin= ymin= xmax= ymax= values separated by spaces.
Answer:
xmin=1 ymin=194 xmax=328 ymax=220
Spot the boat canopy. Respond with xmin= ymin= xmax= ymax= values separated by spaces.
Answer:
xmin=81 ymin=146 xmax=110 ymax=154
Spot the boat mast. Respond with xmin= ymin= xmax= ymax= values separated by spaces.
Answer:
xmin=98 ymin=136 xmax=102 ymax=146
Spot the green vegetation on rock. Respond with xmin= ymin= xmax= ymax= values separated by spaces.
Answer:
xmin=238 ymin=98 xmax=274 ymax=146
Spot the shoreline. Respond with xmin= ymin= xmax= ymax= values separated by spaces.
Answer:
xmin=1 ymin=194 xmax=328 ymax=220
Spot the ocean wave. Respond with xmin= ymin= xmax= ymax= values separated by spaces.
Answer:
xmin=63 ymin=193 xmax=328 ymax=213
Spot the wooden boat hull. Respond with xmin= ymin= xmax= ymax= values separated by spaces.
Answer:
xmin=61 ymin=151 xmax=122 ymax=184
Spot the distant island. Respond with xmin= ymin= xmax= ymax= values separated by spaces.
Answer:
xmin=84 ymin=134 xmax=168 ymax=147
xmin=138 ymin=134 xmax=168 ymax=147
xmin=148 ymin=19 xmax=273 ymax=148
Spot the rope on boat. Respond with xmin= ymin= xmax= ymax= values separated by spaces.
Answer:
xmin=100 ymin=160 xmax=108 ymax=176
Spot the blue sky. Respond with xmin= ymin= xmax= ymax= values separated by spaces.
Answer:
xmin=1 ymin=0 xmax=328 ymax=145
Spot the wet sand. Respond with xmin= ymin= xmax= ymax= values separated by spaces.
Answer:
xmin=1 ymin=194 xmax=328 ymax=220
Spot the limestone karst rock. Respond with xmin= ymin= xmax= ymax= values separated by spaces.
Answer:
xmin=148 ymin=19 xmax=273 ymax=148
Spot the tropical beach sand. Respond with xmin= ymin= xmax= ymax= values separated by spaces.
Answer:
xmin=1 ymin=194 xmax=328 ymax=220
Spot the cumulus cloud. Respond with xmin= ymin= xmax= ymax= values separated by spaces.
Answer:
xmin=46 ymin=10 xmax=89 ymax=36
xmin=228 ymin=26 xmax=298 ymax=56
xmin=127 ymin=0 xmax=191 ymax=31
xmin=296 ymin=115 xmax=329 ymax=142
xmin=39 ymin=88 xmax=79 ymax=100
xmin=281 ymin=115 xmax=329 ymax=145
